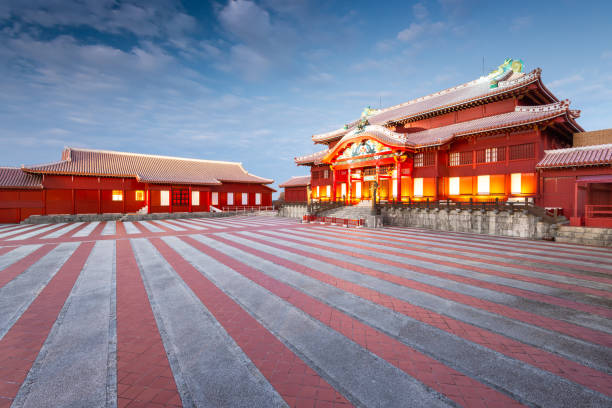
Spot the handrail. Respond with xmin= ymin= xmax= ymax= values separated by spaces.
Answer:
xmin=220 ymin=205 xmax=276 ymax=214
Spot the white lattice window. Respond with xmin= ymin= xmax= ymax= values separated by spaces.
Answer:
xmin=192 ymin=191 xmax=200 ymax=206
xmin=227 ymin=192 xmax=234 ymax=205
xmin=242 ymin=193 xmax=248 ymax=204
xmin=449 ymin=152 xmax=460 ymax=166
xmin=255 ymin=193 xmax=261 ymax=205
xmin=212 ymin=192 xmax=218 ymax=205
xmin=160 ymin=190 xmax=169 ymax=206
xmin=413 ymin=178 xmax=423 ymax=197
xmin=477 ymin=175 xmax=490 ymax=194
xmin=414 ymin=153 xmax=424 ymax=167
xmin=449 ymin=177 xmax=460 ymax=195
xmin=511 ymin=173 xmax=522 ymax=194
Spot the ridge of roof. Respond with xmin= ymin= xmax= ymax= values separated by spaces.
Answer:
xmin=61 ymin=147 xmax=245 ymax=166
xmin=312 ymin=69 xmax=545 ymax=144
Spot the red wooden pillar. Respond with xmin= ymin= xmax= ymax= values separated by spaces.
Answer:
xmin=188 ymin=186 xmax=193 ymax=212
xmin=169 ymin=188 xmax=173 ymax=213
xmin=72 ymin=189 xmax=76 ymax=214
xmin=146 ymin=185 xmax=151 ymax=214
xmin=42 ymin=189 xmax=47 ymax=215
xmin=396 ymin=161 xmax=402 ymax=202
xmin=98 ymin=189 xmax=101 ymax=214
xmin=331 ymin=169 xmax=336 ymax=202
xmin=347 ymin=169 xmax=351 ymax=204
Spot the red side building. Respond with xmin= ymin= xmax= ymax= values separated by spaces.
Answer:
xmin=294 ymin=59 xmax=612 ymax=226
xmin=0 ymin=147 xmax=274 ymax=223
xmin=279 ymin=175 xmax=310 ymax=203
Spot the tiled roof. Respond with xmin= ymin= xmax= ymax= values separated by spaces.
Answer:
xmin=278 ymin=175 xmax=311 ymax=188
xmin=312 ymin=69 xmax=552 ymax=144
xmin=318 ymin=101 xmax=581 ymax=163
xmin=0 ymin=167 xmax=43 ymax=189
xmin=295 ymin=149 xmax=329 ymax=165
xmin=23 ymin=148 xmax=273 ymax=185
xmin=536 ymin=144 xmax=612 ymax=168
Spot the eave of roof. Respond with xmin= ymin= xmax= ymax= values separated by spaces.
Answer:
xmin=536 ymin=143 xmax=612 ymax=169
xmin=0 ymin=167 xmax=43 ymax=189
xmin=279 ymin=175 xmax=311 ymax=187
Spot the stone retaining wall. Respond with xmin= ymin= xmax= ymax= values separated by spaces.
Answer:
xmin=380 ymin=207 xmax=557 ymax=240
xmin=278 ymin=205 xmax=308 ymax=219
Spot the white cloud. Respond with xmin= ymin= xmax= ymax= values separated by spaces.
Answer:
xmin=413 ymin=3 xmax=428 ymax=20
xmin=397 ymin=21 xmax=445 ymax=42
xmin=549 ymin=74 xmax=584 ymax=88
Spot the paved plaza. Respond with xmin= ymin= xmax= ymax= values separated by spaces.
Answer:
xmin=0 ymin=216 xmax=610 ymax=408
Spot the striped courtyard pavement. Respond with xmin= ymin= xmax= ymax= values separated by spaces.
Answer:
xmin=0 ymin=216 xmax=610 ymax=408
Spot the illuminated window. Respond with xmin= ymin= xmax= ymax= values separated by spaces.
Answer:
xmin=134 ymin=190 xmax=145 ymax=201
xmin=511 ymin=173 xmax=522 ymax=194
xmin=355 ymin=181 xmax=362 ymax=198
xmin=242 ymin=193 xmax=248 ymax=204
xmin=112 ymin=190 xmax=123 ymax=201
xmin=326 ymin=185 xmax=331 ymax=197
xmin=227 ymin=192 xmax=234 ymax=205
xmin=255 ymin=193 xmax=261 ymax=205
xmin=160 ymin=190 xmax=170 ymax=206
xmin=316 ymin=185 xmax=320 ymax=197
xmin=192 ymin=191 xmax=200 ymax=206
xmin=449 ymin=177 xmax=460 ymax=195
xmin=341 ymin=183 xmax=346 ymax=197
xmin=477 ymin=175 xmax=490 ymax=194
xmin=212 ymin=192 xmax=218 ymax=205
xmin=414 ymin=178 xmax=423 ymax=197
xmin=392 ymin=178 xmax=398 ymax=198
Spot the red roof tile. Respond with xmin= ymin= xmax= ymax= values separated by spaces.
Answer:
xmin=537 ymin=144 xmax=612 ymax=168
xmin=23 ymin=148 xmax=273 ymax=186
xmin=311 ymin=101 xmax=580 ymax=164
xmin=279 ymin=175 xmax=311 ymax=188
xmin=312 ymin=69 xmax=557 ymax=143
xmin=0 ymin=167 xmax=43 ymax=189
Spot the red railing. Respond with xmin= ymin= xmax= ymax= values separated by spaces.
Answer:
xmin=302 ymin=215 xmax=364 ymax=227
xmin=585 ymin=205 xmax=612 ymax=228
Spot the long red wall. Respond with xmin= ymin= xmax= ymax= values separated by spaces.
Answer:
xmin=0 ymin=175 xmax=274 ymax=223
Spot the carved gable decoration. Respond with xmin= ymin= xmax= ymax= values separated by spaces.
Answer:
xmin=336 ymin=139 xmax=390 ymax=161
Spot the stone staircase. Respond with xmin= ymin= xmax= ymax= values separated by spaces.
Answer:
xmin=320 ymin=204 xmax=373 ymax=220
xmin=555 ymin=226 xmax=612 ymax=247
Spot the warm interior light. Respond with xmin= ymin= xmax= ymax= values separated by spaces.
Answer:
xmin=392 ymin=178 xmax=398 ymax=198
xmin=414 ymin=178 xmax=423 ymax=197
xmin=112 ymin=190 xmax=123 ymax=201
xmin=449 ymin=177 xmax=460 ymax=195
xmin=316 ymin=185 xmax=320 ymax=197
xmin=160 ymin=190 xmax=169 ymax=206
xmin=511 ymin=173 xmax=522 ymax=194
xmin=192 ymin=191 xmax=199 ymax=206
xmin=135 ymin=190 xmax=144 ymax=201
xmin=477 ymin=175 xmax=490 ymax=194
xmin=326 ymin=185 xmax=331 ymax=197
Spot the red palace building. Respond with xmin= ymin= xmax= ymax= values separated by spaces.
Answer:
xmin=278 ymin=175 xmax=311 ymax=203
xmin=293 ymin=59 xmax=612 ymax=227
xmin=0 ymin=147 xmax=274 ymax=223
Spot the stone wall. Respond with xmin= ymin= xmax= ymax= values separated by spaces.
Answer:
xmin=380 ymin=207 xmax=557 ymax=240
xmin=555 ymin=226 xmax=612 ymax=247
xmin=278 ymin=204 xmax=308 ymax=219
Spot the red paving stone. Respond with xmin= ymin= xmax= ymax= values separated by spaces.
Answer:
xmin=281 ymin=229 xmax=612 ymax=346
xmin=116 ymin=239 xmax=182 ymax=408
xmin=212 ymin=232 xmax=612 ymax=397
xmin=320 ymin=226 xmax=612 ymax=282
xmin=182 ymin=235 xmax=524 ymax=408
xmin=0 ymin=242 xmax=93 ymax=405
xmin=307 ymin=228 xmax=612 ymax=300
xmin=257 ymin=230 xmax=612 ymax=318
xmin=150 ymin=237 xmax=353 ymax=408
xmin=0 ymin=244 xmax=58 ymax=289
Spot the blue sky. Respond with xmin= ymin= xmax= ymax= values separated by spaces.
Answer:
xmin=1 ymin=0 xmax=610 ymax=193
